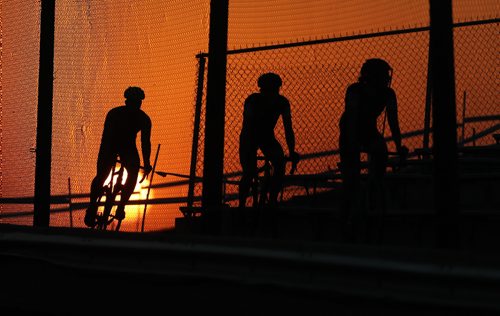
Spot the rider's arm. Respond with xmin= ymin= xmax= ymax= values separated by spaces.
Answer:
xmin=141 ymin=116 xmax=152 ymax=171
xmin=282 ymin=100 xmax=296 ymax=156
xmin=100 ymin=109 xmax=115 ymax=143
xmin=342 ymin=84 xmax=361 ymax=143
xmin=386 ymin=89 xmax=404 ymax=152
xmin=283 ymin=101 xmax=300 ymax=174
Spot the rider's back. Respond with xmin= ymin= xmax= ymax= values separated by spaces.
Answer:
xmin=241 ymin=93 xmax=290 ymax=142
xmin=340 ymin=82 xmax=394 ymax=142
xmin=100 ymin=105 xmax=151 ymax=153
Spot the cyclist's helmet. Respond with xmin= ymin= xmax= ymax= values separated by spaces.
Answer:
xmin=359 ymin=58 xmax=392 ymax=87
xmin=258 ymin=73 xmax=282 ymax=89
xmin=124 ymin=86 xmax=145 ymax=100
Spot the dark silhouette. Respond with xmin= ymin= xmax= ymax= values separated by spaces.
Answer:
xmin=338 ymin=59 xmax=409 ymax=231
xmin=84 ymin=86 xmax=152 ymax=228
xmin=238 ymin=73 xmax=298 ymax=208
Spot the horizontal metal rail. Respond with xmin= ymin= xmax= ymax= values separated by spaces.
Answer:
xmin=196 ymin=18 xmax=499 ymax=58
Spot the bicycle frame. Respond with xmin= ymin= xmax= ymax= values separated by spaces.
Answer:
xmin=95 ymin=161 xmax=125 ymax=231
xmin=251 ymin=159 xmax=271 ymax=208
xmin=92 ymin=144 xmax=164 ymax=231
xmin=251 ymin=155 xmax=299 ymax=208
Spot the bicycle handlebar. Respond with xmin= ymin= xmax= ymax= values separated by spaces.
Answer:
xmin=138 ymin=165 xmax=194 ymax=181
xmin=113 ymin=160 xmax=167 ymax=183
xmin=138 ymin=165 xmax=168 ymax=183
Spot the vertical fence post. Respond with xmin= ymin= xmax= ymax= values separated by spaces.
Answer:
xmin=429 ymin=0 xmax=460 ymax=249
xmin=187 ymin=56 xmax=206 ymax=208
xmin=201 ymin=0 xmax=228 ymax=233
xmin=34 ymin=0 xmax=55 ymax=227
xmin=141 ymin=144 xmax=161 ymax=233
xmin=461 ymin=91 xmax=466 ymax=144
xmin=68 ymin=177 xmax=73 ymax=228
xmin=423 ymin=43 xmax=432 ymax=152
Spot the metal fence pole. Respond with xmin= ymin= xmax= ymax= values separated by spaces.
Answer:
xmin=429 ymin=0 xmax=460 ymax=249
xmin=461 ymin=91 xmax=467 ymax=143
xmin=423 ymin=43 xmax=432 ymax=152
xmin=34 ymin=0 xmax=55 ymax=227
xmin=187 ymin=56 xmax=206 ymax=208
xmin=201 ymin=0 xmax=228 ymax=208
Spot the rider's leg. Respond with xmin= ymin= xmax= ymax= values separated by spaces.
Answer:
xmin=238 ymin=144 xmax=257 ymax=208
xmin=339 ymin=135 xmax=362 ymax=241
xmin=367 ymin=134 xmax=388 ymax=207
xmin=261 ymin=139 xmax=285 ymax=206
xmin=339 ymin=136 xmax=361 ymax=215
xmin=85 ymin=152 xmax=115 ymax=227
xmin=116 ymin=156 xmax=140 ymax=220
xmin=366 ymin=135 xmax=389 ymax=242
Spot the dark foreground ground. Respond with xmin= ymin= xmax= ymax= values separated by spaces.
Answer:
xmin=1 ymin=216 xmax=500 ymax=316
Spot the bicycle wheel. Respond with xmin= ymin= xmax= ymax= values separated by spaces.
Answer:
xmin=95 ymin=185 xmax=113 ymax=230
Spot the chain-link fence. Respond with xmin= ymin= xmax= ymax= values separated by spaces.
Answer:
xmin=190 ymin=18 xmax=499 ymax=207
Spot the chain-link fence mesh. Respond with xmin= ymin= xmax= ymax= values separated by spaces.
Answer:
xmin=191 ymin=19 xmax=499 ymax=207
xmin=1 ymin=1 xmax=210 ymax=231
xmin=0 ymin=2 xmax=41 ymax=226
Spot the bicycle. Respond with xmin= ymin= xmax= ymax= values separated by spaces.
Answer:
xmin=93 ymin=160 xmax=127 ymax=231
xmin=250 ymin=153 xmax=300 ymax=208
xmin=93 ymin=145 xmax=166 ymax=231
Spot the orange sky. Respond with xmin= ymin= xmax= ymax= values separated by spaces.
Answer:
xmin=1 ymin=0 xmax=498 ymax=230
xmin=228 ymin=0 xmax=498 ymax=46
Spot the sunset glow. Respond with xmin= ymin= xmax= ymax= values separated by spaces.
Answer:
xmin=0 ymin=1 xmax=498 ymax=231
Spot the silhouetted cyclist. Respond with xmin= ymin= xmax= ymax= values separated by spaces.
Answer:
xmin=238 ymin=73 xmax=299 ymax=208
xmin=84 ymin=86 xmax=152 ymax=227
xmin=339 ymin=59 xmax=409 ymax=228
